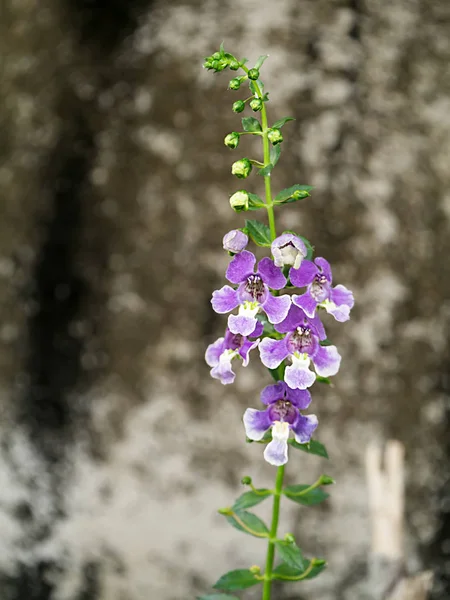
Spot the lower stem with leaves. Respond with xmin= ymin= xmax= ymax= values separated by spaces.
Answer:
xmin=262 ymin=465 xmax=285 ymax=600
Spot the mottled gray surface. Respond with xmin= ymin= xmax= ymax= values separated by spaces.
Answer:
xmin=0 ymin=0 xmax=449 ymax=599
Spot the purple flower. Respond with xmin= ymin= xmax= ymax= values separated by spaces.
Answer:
xmin=271 ymin=233 xmax=307 ymax=270
xmin=205 ymin=322 xmax=263 ymax=385
xmin=259 ymin=306 xmax=341 ymax=389
xmin=290 ymin=257 xmax=354 ymax=322
xmin=211 ymin=250 xmax=291 ymax=336
xmin=243 ymin=381 xmax=318 ymax=466
xmin=223 ymin=230 xmax=248 ymax=253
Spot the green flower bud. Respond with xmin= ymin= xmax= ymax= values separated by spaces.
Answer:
xmin=241 ymin=476 xmax=252 ymax=485
xmin=248 ymin=68 xmax=260 ymax=80
xmin=292 ymin=189 xmax=310 ymax=200
xmin=249 ymin=565 xmax=261 ymax=574
xmin=230 ymin=190 xmax=249 ymax=212
xmin=229 ymin=59 xmax=240 ymax=71
xmin=217 ymin=507 xmax=232 ymax=515
xmin=232 ymin=100 xmax=245 ymax=113
xmin=212 ymin=52 xmax=221 ymax=60
xmin=311 ymin=558 xmax=327 ymax=567
xmin=284 ymin=533 xmax=295 ymax=544
xmin=229 ymin=78 xmax=241 ymax=90
xmin=268 ymin=128 xmax=283 ymax=145
xmin=231 ymin=158 xmax=252 ymax=179
xmin=249 ymin=98 xmax=263 ymax=112
xmin=224 ymin=132 xmax=240 ymax=149
xmin=320 ymin=475 xmax=335 ymax=486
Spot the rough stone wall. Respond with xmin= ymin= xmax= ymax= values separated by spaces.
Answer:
xmin=0 ymin=0 xmax=449 ymax=599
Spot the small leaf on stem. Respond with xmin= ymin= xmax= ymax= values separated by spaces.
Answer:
xmin=244 ymin=220 xmax=272 ymax=246
xmin=232 ymin=490 xmax=272 ymax=511
xmin=213 ymin=569 xmax=261 ymax=591
xmin=241 ymin=117 xmax=262 ymax=132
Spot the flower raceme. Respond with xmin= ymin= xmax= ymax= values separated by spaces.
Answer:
xmin=211 ymin=250 xmax=291 ymax=337
xmin=205 ymin=322 xmax=262 ymax=385
xmin=243 ymin=381 xmax=318 ymax=466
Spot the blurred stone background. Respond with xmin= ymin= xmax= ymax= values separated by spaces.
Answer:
xmin=0 ymin=0 xmax=449 ymax=598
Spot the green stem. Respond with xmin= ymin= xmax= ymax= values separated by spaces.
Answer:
xmin=262 ymin=465 xmax=285 ymax=600
xmin=240 ymin=63 xmax=282 ymax=600
xmin=240 ymin=67 xmax=276 ymax=241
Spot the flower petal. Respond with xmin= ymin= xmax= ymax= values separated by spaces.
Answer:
xmin=289 ymin=259 xmax=317 ymax=287
xmin=308 ymin=312 xmax=327 ymax=341
xmin=239 ymin=339 xmax=260 ymax=366
xmin=228 ymin=313 xmax=258 ymax=336
xmin=264 ymin=422 xmax=289 ymax=466
xmin=210 ymin=351 xmax=236 ymax=385
xmin=326 ymin=284 xmax=354 ymax=322
xmin=259 ymin=338 xmax=289 ymax=369
xmin=292 ymin=414 xmax=318 ymax=444
xmin=284 ymin=386 xmax=312 ymax=410
xmin=226 ymin=250 xmax=256 ymax=284
xmin=211 ymin=286 xmax=239 ymax=314
xmin=285 ymin=355 xmax=316 ymax=389
xmin=250 ymin=320 xmax=264 ymax=338
xmin=292 ymin=291 xmax=318 ymax=318
xmin=312 ymin=344 xmax=341 ymax=377
xmin=314 ymin=257 xmax=332 ymax=282
xmin=258 ymin=257 xmax=287 ymax=290
xmin=205 ymin=337 xmax=225 ymax=367
xmin=263 ymin=293 xmax=291 ymax=324
xmin=274 ymin=304 xmax=307 ymax=333
xmin=260 ymin=381 xmax=285 ymax=405
xmin=243 ymin=408 xmax=272 ymax=440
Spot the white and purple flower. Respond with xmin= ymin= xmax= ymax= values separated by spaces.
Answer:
xmin=259 ymin=305 xmax=341 ymax=389
xmin=211 ymin=250 xmax=291 ymax=337
xmin=290 ymin=257 xmax=354 ymax=322
xmin=243 ymin=381 xmax=318 ymax=466
xmin=271 ymin=233 xmax=307 ymax=270
xmin=205 ymin=322 xmax=263 ymax=385
xmin=223 ymin=229 xmax=248 ymax=254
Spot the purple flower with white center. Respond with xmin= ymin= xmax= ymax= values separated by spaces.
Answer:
xmin=259 ymin=306 xmax=341 ymax=389
xmin=290 ymin=257 xmax=354 ymax=322
xmin=205 ymin=321 xmax=263 ymax=385
xmin=243 ymin=381 xmax=318 ymax=466
xmin=223 ymin=229 xmax=248 ymax=254
xmin=211 ymin=250 xmax=291 ymax=337
xmin=271 ymin=233 xmax=307 ymax=270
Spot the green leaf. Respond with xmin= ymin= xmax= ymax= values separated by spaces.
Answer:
xmin=316 ymin=375 xmax=332 ymax=385
xmin=254 ymin=55 xmax=269 ymax=70
xmin=197 ymin=595 xmax=239 ymax=600
xmin=257 ymin=164 xmax=274 ymax=177
xmin=244 ymin=220 xmax=271 ymax=247
xmin=241 ymin=117 xmax=262 ymax=132
xmin=232 ymin=490 xmax=272 ymax=511
xmin=269 ymin=144 xmax=281 ymax=167
xmin=249 ymin=79 xmax=265 ymax=96
xmin=288 ymin=438 xmax=329 ymax=459
xmin=246 ymin=192 xmax=265 ymax=211
xmin=224 ymin=510 xmax=269 ymax=537
xmin=274 ymin=541 xmax=307 ymax=571
xmin=213 ymin=569 xmax=261 ymax=592
xmin=272 ymin=117 xmax=295 ymax=128
xmin=272 ymin=559 xmax=326 ymax=581
xmin=283 ymin=484 xmax=329 ymax=506
xmin=269 ymin=362 xmax=286 ymax=382
xmin=274 ymin=185 xmax=313 ymax=203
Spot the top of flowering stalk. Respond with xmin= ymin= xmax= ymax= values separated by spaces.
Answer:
xmin=203 ymin=43 xmax=241 ymax=73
